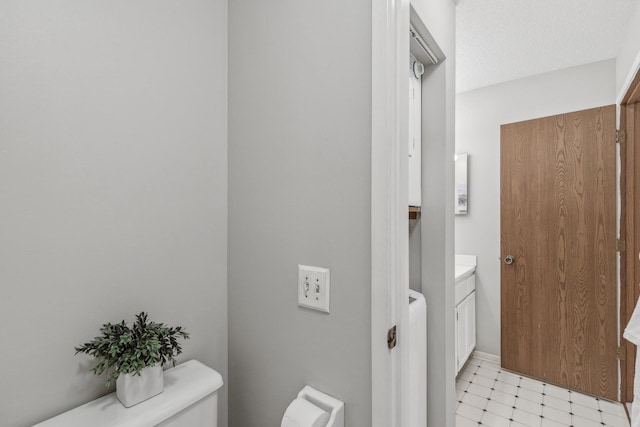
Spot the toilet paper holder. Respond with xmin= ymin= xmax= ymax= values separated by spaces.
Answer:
xmin=297 ymin=385 xmax=344 ymax=427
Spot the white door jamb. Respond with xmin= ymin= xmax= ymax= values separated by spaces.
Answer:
xmin=371 ymin=0 xmax=411 ymax=425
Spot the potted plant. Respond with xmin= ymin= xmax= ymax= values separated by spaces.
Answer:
xmin=75 ymin=312 xmax=189 ymax=407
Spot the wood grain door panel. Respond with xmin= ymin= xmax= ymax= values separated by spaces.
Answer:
xmin=500 ymin=105 xmax=617 ymax=400
xmin=621 ymin=102 xmax=640 ymax=402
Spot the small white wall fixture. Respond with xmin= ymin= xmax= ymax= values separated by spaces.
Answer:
xmin=454 ymin=153 xmax=468 ymax=215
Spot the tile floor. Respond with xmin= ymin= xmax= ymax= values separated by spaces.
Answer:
xmin=456 ymin=357 xmax=630 ymax=427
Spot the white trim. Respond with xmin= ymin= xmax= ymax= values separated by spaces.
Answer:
xmin=471 ymin=350 xmax=501 ymax=365
xmin=617 ymin=49 xmax=640 ymax=104
xmin=616 ymin=134 xmax=622 ymax=402
xmin=371 ymin=0 xmax=410 ymax=425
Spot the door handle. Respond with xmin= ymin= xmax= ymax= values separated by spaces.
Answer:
xmin=504 ymin=255 xmax=515 ymax=265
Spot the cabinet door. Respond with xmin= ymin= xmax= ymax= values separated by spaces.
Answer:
xmin=464 ymin=291 xmax=476 ymax=362
xmin=455 ymin=305 xmax=458 ymax=373
xmin=456 ymin=299 xmax=468 ymax=374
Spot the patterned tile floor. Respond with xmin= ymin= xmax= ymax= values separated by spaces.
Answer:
xmin=456 ymin=357 xmax=630 ymax=427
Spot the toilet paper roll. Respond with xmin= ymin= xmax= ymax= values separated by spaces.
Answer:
xmin=281 ymin=398 xmax=331 ymax=427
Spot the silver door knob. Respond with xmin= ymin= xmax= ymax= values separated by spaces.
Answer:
xmin=504 ymin=255 xmax=515 ymax=265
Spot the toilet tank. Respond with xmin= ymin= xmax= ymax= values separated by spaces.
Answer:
xmin=34 ymin=360 xmax=224 ymax=427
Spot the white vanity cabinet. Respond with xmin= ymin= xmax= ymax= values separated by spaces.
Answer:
xmin=455 ymin=260 xmax=476 ymax=375
xmin=455 ymin=273 xmax=476 ymax=374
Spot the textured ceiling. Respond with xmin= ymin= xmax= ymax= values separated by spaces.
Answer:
xmin=456 ymin=0 xmax=638 ymax=93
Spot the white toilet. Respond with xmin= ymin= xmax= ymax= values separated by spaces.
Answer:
xmin=34 ymin=360 xmax=223 ymax=427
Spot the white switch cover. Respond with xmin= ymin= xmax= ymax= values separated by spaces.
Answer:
xmin=298 ymin=265 xmax=330 ymax=313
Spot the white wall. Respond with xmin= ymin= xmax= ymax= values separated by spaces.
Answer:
xmin=455 ymin=59 xmax=616 ymax=357
xmin=0 ymin=2 xmax=228 ymax=426
xmin=228 ymin=1 xmax=373 ymax=425
xmin=617 ymin=2 xmax=640 ymax=100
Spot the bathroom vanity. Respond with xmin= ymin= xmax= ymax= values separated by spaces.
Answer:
xmin=455 ymin=255 xmax=477 ymax=375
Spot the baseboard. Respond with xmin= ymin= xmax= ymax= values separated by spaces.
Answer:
xmin=472 ymin=350 xmax=500 ymax=365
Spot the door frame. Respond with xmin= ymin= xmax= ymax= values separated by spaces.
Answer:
xmin=372 ymin=2 xmax=455 ymax=425
xmin=620 ymin=65 xmax=640 ymax=403
xmin=371 ymin=0 xmax=411 ymax=425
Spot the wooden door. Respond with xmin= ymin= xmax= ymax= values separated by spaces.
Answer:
xmin=500 ymin=105 xmax=617 ymax=400
xmin=620 ymin=67 xmax=640 ymax=403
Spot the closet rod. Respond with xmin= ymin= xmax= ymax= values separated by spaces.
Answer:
xmin=410 ymin=25 xmax=439 ymax=65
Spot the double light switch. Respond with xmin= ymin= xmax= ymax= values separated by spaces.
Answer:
xmin=298 ymin=265 xmax=330 ymax=313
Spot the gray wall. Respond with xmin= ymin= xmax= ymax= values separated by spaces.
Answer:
xmin=228 ymin=1 xmax=372 ymax=426
xmin=455 ymin=59 xmax=616 ymax=357
xmin=0 ymin=2 xmax=228 ymax=426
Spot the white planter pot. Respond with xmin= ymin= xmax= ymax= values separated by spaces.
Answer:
xmin=116 ymin=364 xmax=163 ymax=407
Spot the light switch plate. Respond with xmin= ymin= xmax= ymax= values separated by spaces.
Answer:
xmin=298 ymin=265 xmax=330 ymax=313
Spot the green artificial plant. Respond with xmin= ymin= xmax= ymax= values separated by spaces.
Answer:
xmin=75 ymin=312 xmax=189 ymax=387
